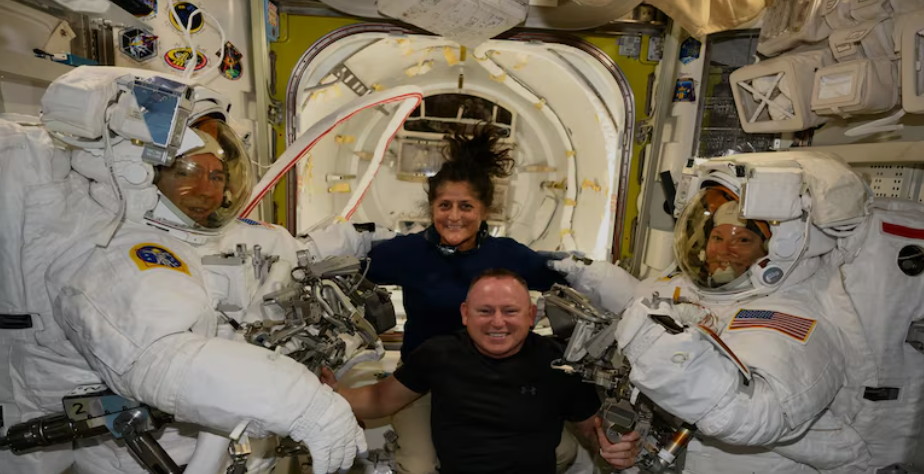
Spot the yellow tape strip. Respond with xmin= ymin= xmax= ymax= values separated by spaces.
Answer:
xmin=559 ymin=229 xmax=574 ymax=238
xmin=520 ymin=164 xmax=557 ymax=172
xmin=396 ymin=38 xmax=413 ymax=56
xmin=565 ymin=150 xmax=576 ymax=158
xmin=443 ymin=46 xmax=459 ymax=66
xmin=328 ymin=182 xmax=351 ymax=193
xmin=335 ymin=135 xmax=356 ymax=145
xmin=564 ymin=198 xmax=577 ymax=207
xmin=581 ymin=179 xmax=601 ymax=192
xmin=490 ymin=72 xmax=507 ymax=82
xmin=534 ymin=98 xmax=546 ymax=110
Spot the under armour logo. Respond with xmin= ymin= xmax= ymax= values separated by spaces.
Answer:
xmin=520 ymin=386 xmax=536 ymax=395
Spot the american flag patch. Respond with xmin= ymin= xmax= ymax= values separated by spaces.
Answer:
xmin=238 ymin=217 xmax=275 ymax=228
xmin=727 ymin=309 xmax=816 ymax=343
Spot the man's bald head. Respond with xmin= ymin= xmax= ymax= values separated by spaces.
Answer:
xmin=462 ymin=268 xmax=536 ymax=359
xmin=467 ymin=268 xmax=530 ymax=300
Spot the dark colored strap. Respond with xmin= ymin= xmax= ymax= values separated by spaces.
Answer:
xmin=864 ymin=386 xmax=900 ymax=402
xmin=649 ymin=314 xmax=685 ymax=335
xmin=0 ymin=314 xmax=33 ymax=330
xmin=352 ymin=222 xmax=376 ymax=233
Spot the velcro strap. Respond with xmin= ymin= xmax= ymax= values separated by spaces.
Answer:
xmin=0 ymin=314 xmax=33 ymax=330
xmin=863 ymin=386 xmax=900 ymax=401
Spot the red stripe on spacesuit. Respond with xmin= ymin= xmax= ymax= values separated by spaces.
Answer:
xmin=882 ymin=222 xmax=924 ymax=240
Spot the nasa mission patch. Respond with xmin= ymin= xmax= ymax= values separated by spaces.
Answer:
xmin=130 ymin=243 xmax=190 ymax=276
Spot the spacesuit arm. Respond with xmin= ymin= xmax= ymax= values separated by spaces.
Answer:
xmin=549 ymin=258 xmax=639 ymax=314
xmin=617 ymin=299 xmax=843 ymax=447
xmin=299 ymin=221 xmax=395 ymax=260
xmin=52 ymin=242 xmax=365 ymax=473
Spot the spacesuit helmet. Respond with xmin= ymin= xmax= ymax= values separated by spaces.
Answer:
xmin=152 ymin=116 xmax=252 ymax=230
xmin=674 ymin=183 xmax=772 ymax=292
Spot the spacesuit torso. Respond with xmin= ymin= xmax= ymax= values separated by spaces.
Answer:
xmin=15 ymin=216 xmax=309 ymax=473
xmin=0 ymin=150 xmax=323 ymax=474
xmin=630 ymin=257 xmax=882 ymax=474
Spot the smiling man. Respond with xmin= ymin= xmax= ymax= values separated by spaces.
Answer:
xmin=325 ymin=269 xmax=639 ymax=474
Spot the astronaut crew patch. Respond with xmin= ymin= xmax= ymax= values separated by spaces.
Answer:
xmin=727 ymin=309 xmax=817 ymax=344
xmin=130 ymin=243 xmax=190 ymax=276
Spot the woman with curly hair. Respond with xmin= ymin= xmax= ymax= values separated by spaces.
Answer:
xmin=363 ymin=124 xmax=576 ymax=474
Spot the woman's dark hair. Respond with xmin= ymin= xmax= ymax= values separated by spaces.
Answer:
xmin=426 ymin=124 xmax=514 ymax=210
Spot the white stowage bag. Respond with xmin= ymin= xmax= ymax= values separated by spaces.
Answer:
xmin=811 ymin=59 xmax=898 ymax=118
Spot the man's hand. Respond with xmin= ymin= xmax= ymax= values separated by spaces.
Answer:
xmin=595 ymin=418 xmax=640 ymax=470
xmin=319 ymin=366 xmax=338 ymax=391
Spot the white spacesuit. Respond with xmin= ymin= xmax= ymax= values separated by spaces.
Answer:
xmin=609 ymin=153 xmax=924 ymax=473
xmin=0 ymin=66 xmax=410 ymax=474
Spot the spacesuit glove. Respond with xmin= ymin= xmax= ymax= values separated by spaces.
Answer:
xmin=302 ymin=221 xmax=392 ymax=260
xmin=537 ymin=249 xmax=581 ymax=261
xmin=615 ymin=298 xmax=668 ymax=363
xmin=290 ymin=384 xmax=367 ymax=474
xmin=548 ymin=258 xmax=639 ymax=314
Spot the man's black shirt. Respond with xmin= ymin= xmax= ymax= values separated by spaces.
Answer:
xmin=393 ymin=331 xmax=601 ymax=474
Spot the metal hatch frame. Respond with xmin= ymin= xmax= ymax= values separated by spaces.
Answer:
xmin=284 ymin=23 xmax=636 ymax=262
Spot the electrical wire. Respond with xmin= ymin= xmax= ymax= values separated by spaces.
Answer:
xmin=346 ymin=257 xmax=371 ymax=295
xmin=165 ymin=0 xmax=226 ymax=81
xmin=49 ymin=131 xmax=123 ymax=149
xmin=95 ymin=129 xmax=127 ymax=247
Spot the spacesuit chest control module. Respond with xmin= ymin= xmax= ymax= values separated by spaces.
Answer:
xmin=541 ymin=284 xmax=695 ymax=474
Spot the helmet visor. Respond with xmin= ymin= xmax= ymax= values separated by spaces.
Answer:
xmin=674 ymin=186 xmax=771 ymax=290
xmin=155 ymin=118 xmax=252 ymax=229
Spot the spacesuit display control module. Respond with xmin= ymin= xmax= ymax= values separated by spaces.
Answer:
xmin=541 ymin=284 xmax=696 ymax=474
